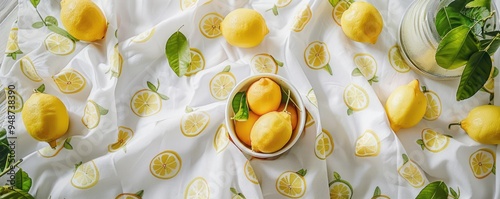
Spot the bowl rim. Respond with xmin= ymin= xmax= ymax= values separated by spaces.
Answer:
xmin=224 ymin=73 xmax=306 ymax=159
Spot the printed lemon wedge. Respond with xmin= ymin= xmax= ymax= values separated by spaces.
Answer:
xmin=186 ymin=48 xmax=205 ymax=76
xmin=332 ymin=0 xmax=349 ymax=26
xmin=185 ymin=177 xmax=210 ymax=199
xmin=214 ymin=124 xmax=229 ymax=153
xmin=398 ymin=154 xmax=425 ymax=188
xmin=276 ymin=169 xmax=307 ymax=198
xmin=4 ymin=88 xmax=23 ymax=113
xmin=417 ymin=128 xmax=449 ymax=153
xmin=71 ymin=161 xmax=99 ymax=189
xmin=291 ymin=5 xmax=312 ymax=32
xmin=244 ymin=160 xmax=259 ymax=184
xmin=355 ymin=130 xmax=380 ymax=157
xmin=388 ymin=45 xmax=410 ymax=73
xmin=209 ymin=66 xmax=236 ymax=100
xmin=180 ymin=110 xmax=210 ymax=137
xmin=108 ymin=126 xmax=134 ymax=152
xmin=329 ymin=172 xmax=353 ymax=199
xmin=20 ymin=56 xmax=42 ymax=82
xmin=315 ymin=129 xmax=334 ymax=160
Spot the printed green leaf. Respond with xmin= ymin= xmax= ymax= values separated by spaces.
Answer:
xmin=493 ymin=67 xmax=498 ymax=77
xmin=147 ymin=81 xmax=157 ymax=92
xmin=435 ymin=25 xmax=479 ymax=69
xmin=347 ymin=108 xmax=353 ymax=116
xmin=15 ymin=169 xmax=32 ymax=192
xmin=63 ymin=138 xmax=73 ymax=150
xmin=165 ymin=30 xmax=190 ymax=77
xmin=135 ymin=190 xmax=144 ymax=197
xmin=45 ymin=16 xmax=58 ymax=26
xmin=333 ymin=171 xmax=341 ymax=180
xmin=415 ymin=181 xmax=448 ymax=199
xmin=36 ymin=84 xmax=45 ymax=93
xmin=351 ymin=68 xmax=363 ymax=76
xmin=450 ymin=187 xmax=458 ymax=199
xmin=47 ymin=24 xmax=79 ymax=42
xmin=271 ymin=55 xmax=284 ymax=67
xmin=324 ymin=64 xmax=333 ymax=75
xmin=230 ymin=187 xmax=238 ymax=195
xmin=223 ymin=65 xmax=231 ymax=72
xmin=402 ymin=154 xmax=409 ymax=164
xmin=457 ymin=50 xmax=492 ymax=100
xmin=272 ymin=5 xmax=279 ymax=16
xmin=232 ymin=93 xmax=249 ymax=121
xmin=95 ymin=103 xmax=109 ymax=115
xmin=158 ymin=93 xmax=169 ymax=100
xmin=32 ymin=22 xmax=44 ymax=29
xmin=30 ymin=0 xmax=40 ymax=8
xmin=297 ymin=169 xmax=307 ymax=176
xmin=435 ymin=7 xmax=472 ymax=38
xmin=373 ymin=186 xmax=381 ymax=197
xmin=416 ymin=139 xmax=425 ymax=150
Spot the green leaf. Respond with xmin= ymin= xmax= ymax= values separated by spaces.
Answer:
xmin=485 ymin=31 xmax=500 ymax=36
xmin=95 ymin=103 xmax=109 ymax=115
xmin=416 ymin=181 xmax=449 ymax=199
xmin=238 ymin=193 xmax=246 ymax=199
xmin=373 ymin=186 xmax=381 ymax=197
xmin=230 ymin=187 xmax=238 ymax=195
xmin=272 ymin=5 xmax=279 ymax=16
xmin=416 ymin=139 xmax=425 ymax=150
xmin=328 ymin=0 xmax=340 ymax=7
xmin=465 ymin=0 xmax=491 ymax=10
xmin=493 ymin=67 xmax=498 ymax=77
xmin=0 ymin=186 xmax=35 ymax=199
xmin=135 ymin=190 xmax=144 ymax=197
xmin=324 ymin=64 xmax=333 ymax=75
xmin=297 ymin=169 xmax=307 ymax=176
xmin=158 ymin=93 xmax=169 ymax=100
xmin=45 ymin=16 xmax=58 ymax=26
xmin=456 ymin=50 xmax=492 ymax=100
xmin=232 ymin=93 xmax=249 ymax=121
xmin=30 ymin=0 xmax=40 ymax=8
xmin=271 ymin=55 xmax=284 ymax=67
xmin=36 ymin=84 xmax=45 ymax=93
xmin=402 ymin=154 xmax=409 ymax=164
xmin=436 ymin=25 xmax=480 ymax=69
xmin=0 ymin=129 xmax=10 ymax=172
xmin=449 ymin=0 xmax=474 ymax=10
xmin=347 ymin=108 xmax=353 ymax=116
xmin=480 ymin=37 xmax=500 ymax=55
xmin=435 ymin=7 xmax=472 ymax=38
xmin=492 ymin=164 xmax=496 ymax=175
xmin=450 ymin=187 xmax=458 ymax=198
xmin=232 ymin=92 xmax=244 ymax=113
xmin=32 ymin=21 xmax=44 ymax=29
xmin=147 ymin=81 xmax=157 ymax=92
xmin=15 ymin=169 xmax=32 ymax=192
xmin=165 ymin=30 xmax=190 ymax=77
xmin=463 ymin=7 xmax=489 ymax=21
xmin=333 ymin=171 xmax=341 ymax=180
xmin=223 ymin=65 xmax=231 ymax=72
xmin=47 ymin=24 xmax=79 ymax=42
xmin=63 ymin=138 xmax=73 ymax=150
xmin=351 ymin=68 xmax=362 ymax=76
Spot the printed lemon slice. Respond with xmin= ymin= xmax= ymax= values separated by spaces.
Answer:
xmin=209 ymin=66 xmax=236 ymax=100
xmin=329 ymin=172 xmax=353 ymax=199
xmin=4 ymin=88 xmax=23 ymax=113
xmin=181 ymin=0 xmax=198 ymax=10
xmin=244 ymin=160 xmax=259 ymax=184
xmin=306 ymin=89 xmax=318 ymax=108
xmin=422 ymin=90 xmax=442 ymax=121
xmin=398 ymin=154 xmax=425 ymax=188
xmin=130 ymin=89 xmax=162 ymax=117
xmin=180 ymin=111 xmax=210 ymax=137
xmin=417 ymin=128 xmax=449 ymax=153
xmin=108 ymin=44 xmax=123 ymax=78
xmin=71 ymin=161 xmax=99 ymax=189
xmin=53 ymin=68 xmax=86 ymax=94
xmin=343 ymin=84 xmax=369 ymax=113
xmin=388 ymin=45 xmax=410 ymax=73
xmin=276 ymin=169 xmax=307 ymax=198
xmin=149 ymin=150 xmax=182 ymax=179
xmin=304 ymin=41 xmax=332 ymax=75
xmin=44 ymin=32 xmax=75 ymax=55
xmin=315 ymin=129 xmax=334 ymax=160
xmin=115 ymin=190 xmax=144 ymax=199
xmin=185 ymin=177 xmax=210 ymax=199
xmin=355 ymin=130 xmax=380 ymax=157
xmin=305 ymin=109 xmax=315 ymax=127
xmin=199 ymin=13 xmax=223 ymax=38
xmin=371 ymin=186 xmax=390 ymax=199
xmin=5 ymin=28 xmax=19 ymax=54
xmin=108 ymin=126 xmax=134 ymax=152
xmin=332 ymin=0 xmax=349 ymax=26
xmin=276 ymin=0 xmax=292 ymax=8
xmin=186 ymin=48 xmax=205 ymax=76
xmin=251 ymin=54 xmax=281 ymax=74
xmin=132 ymin=27 xmax=156 ymax=43
xmin=82 ymin=100 xmax=108 ymax=129
xmin=20 ymin=56 xmax=42 ymax=82
xmin=353 ymin=53 xmax=378 ymax=81
xmin=213 ymin=124 xmax=229 ymax=153
xmin=38 ymin=140 xmax=64 ymax=158
xmin=291 ymin=5 xmax=312 ymax=32
xmin=469 ymin=148 xmax=496 ymax=179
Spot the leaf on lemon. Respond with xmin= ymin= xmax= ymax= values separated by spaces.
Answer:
xmin=166 ymin=30 xmax=190 ymax=77
xmin=45 ymin=16 xmax=58 ymax=26
xmin=232 ymin=92 xmax=249 ymax=121
xmin=14 ymin=168 xmax=32 ymax=192
xmin=457 ymin=50 xmax=492 ymax=100
xmin=435 ymin=25 xmax=479 ymax=69
xmin=415 ymin=181 xmax=448 ymax=199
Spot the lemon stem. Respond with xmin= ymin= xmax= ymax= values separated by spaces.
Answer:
xmin=35 ymin=8 xmax=47 ymax=26
xmin=448 ymin=122 xmax=461 ymax=129
xmin=48 ymin=140 xmax=57 ymax=149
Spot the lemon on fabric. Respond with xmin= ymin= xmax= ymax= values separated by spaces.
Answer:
xmin=251 ymin=110 xmax=292 ymax=153
xmin=22 ymin=90 xmax=69 ymax=149
xmin=385 ymin=79 xmax=427 ymax=132
xmin=246 ymin=77 xmax=282 ymax=115
xmin=60 ymin=0 xmax=107 ymax=41
xmin=234 ymin=111 xmax=259 ymax=146
xmin=340 ymin=1 xmax=383 ymax=44
xmin=449 ymin=105 xmax=500 ymax=144
xmin=220 ymin=8 xmax=269 ymax=48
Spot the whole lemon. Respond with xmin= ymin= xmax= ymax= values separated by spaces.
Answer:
xmin=277 ymin=103 xmax=298 ymax=130
xmin=251 ymin=111 xmax=292 ymax=153
xmin=385 ymin=79 xmax=427 ymax=132
xmin=220 ymin=8 xmax=269 ymax=48
xmin=234 ymin=111 xmax=259 ymax=146
xmin=246 ymin=77 xmax=282 ymax=115
xmin=450 ymin=105 xmax=500 ymax=144
xmin=60 ymin=0 xmax=107 ymax=41
xmin=22 ymin=91 xmax=69 ymax=148
xmin=341 ymin=2 xmax=383 ymax=44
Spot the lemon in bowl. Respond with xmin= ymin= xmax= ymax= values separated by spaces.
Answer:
xmin=225 ymin=74 xmax=305 ymax=159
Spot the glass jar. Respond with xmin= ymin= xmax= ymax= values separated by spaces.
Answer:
xmin=398 ymin=0 xmax=498 ymax=80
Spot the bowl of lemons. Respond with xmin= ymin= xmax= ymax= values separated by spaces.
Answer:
xmin=225 ymin=74 xmax=306 ymax=159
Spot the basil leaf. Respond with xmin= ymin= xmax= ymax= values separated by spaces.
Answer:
xmin=416 ymin=181 xmax=448 ymax=199
xmin=435 ymin=7 xmax=472 ymax=38
xmin=457 ymin=50 xmax=492 ymax=100
xmin=233 ymin=93 xmax=249 ymax=121
xmin=232 ymin=92 xmax=245 ymax=113
xmin=32 ymin=22 xmax=44 ymax=29
xmin=480 ymin=37 xmax=500 ymax=55
xmin=45 ymin=16 xmax=58 ymax=26
xmin=165 ymin=30 xmax=190 ymax=77
xmin=14 ymin=169 xmax=32 ymax=192
xmin=436 ymin=25 xmax=479 ymax=69
xmin=30 ymin=0 xmax=40 ymax=8
xmin=465 ymin=0 xmax=491 ymax=10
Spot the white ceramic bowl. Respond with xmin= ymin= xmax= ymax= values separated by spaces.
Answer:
xmin=225 ymin=74 xmax=306 ymax=159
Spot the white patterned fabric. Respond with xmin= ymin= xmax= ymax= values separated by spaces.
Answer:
xmin=0 ymin=0 xmax=499 ymax=198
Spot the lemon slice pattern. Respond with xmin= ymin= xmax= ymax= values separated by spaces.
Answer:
xmin=343 ymin=84 xmax=369 ymax=114
xmin=250 ymin=54 xmax=280 ymax=74
xmin=417 ymin=128 xmax=449 ymax=153
xmin=199 ymin=13 xmax=223 ymax=38
xmin=422 ymin=90 xmax=442 ymax=121
xmin=315 ymin=129 xmax=334 ymax=160
xmin=180 ymin=111 xmax=210 ymax=137
xmin=53 ymin=68 xmax=86 ymax=94
xmin=304 ymin=41 xmax=332 ymax=75
xmin=108 ymin=126 xmax=134 ymax=152
xmin=5 ymin=28 xmax=20 ymax=54
xmin=44 ymin=32 xmax=75 ymax=55
xmin=20 ymin=56 xmax=42 ymax=82
xmin=306 ymin=89 xmax=318 ymax=108
xmin=115 ymin=190 xmax=144 ymax=199
xmin=305 ymin=109 xmax=315 ymax=127
xmin=398 ymin=154 xmax=425 ymax=188
xmin=213 ymin=124 xmax=229 ymax=153
xmin=355 ymin=130 xmax=380 ymax=157
xmin=209 ymin=66 xmax=236 ymax=100
xmin=4 ymin=89 xmax=23 ymax=113
xmin=185 ymin=177 xmax=210 ymax=199
xmin=388 ymin=45 xmax=410 ymax=73
xmin=244 ymin=160 xmax=259 ymax=184
xmin=276 ymin=0 xmax=292 ymax=8
xmin=469 ymin=148 xmax=496 ymax=179
xmin=291 ymin=5 xmax=312 ymax=32
xmin=71 ymin=160 xmax=100 ymax=189
xmin=181 ymin=0 xmax=198 ymax=10
xmin=332 ymin=0 xmax=349 ymax=26
xmin=329 ymin=172 xmax=353 ymax=199
xmin=38 ymin=140 xmax=65 ymax=158
xmin=82 ymin=100 xmax=108 ymax=129
xmin=132 ymin=27 xmax=156 ymax=43
xmin=186 ymin=48 xmax=205 ymax=76
xmin=149 ymin=150 xmax=182 ymax=179
xmin=353 ymin=53 xmax=379 ymax=84
xmin=276 ymin=169 xmax=307 ymax=198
